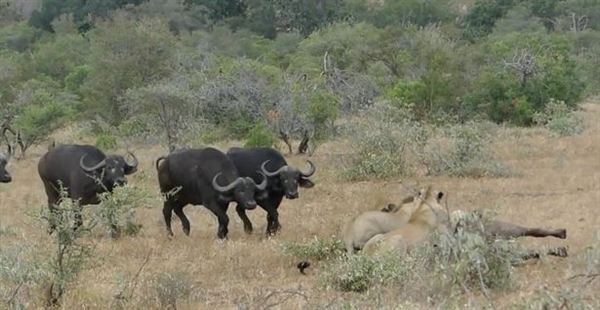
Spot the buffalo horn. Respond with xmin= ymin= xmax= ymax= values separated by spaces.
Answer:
xmin=79 ymin=154 xmax=106 ymax=172
xmin=212 ymin=173 xmax=244 ymax=193
xmin=126 ymin=151 xmax=139 ymax=170
xmin=300 ymin=160 xmax=316 ymax=177
xmin=254 ymin=171 xmax=268 ymax=190
xmin=260 ymin=160 xmax=287 ymax=177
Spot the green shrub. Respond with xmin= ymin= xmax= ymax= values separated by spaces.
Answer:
xmin=64 ymin=64 xmax=90 ymax=95
xmin=281 ymin=236 xmax=344 ymax=262
xmin=464 ymin=31 xmax=586 ymax=126
xmin=341 ymin=106 xmax=427 ymax=181
xmin=94 ymin=134 xmax=118 ymax=150
xmin=244 ymin=123 xmax=278 ymax=148
xmin=532 ymin=99 xmax=585 ymax=137
xmin=420 ymin=121 xmax=514 ymax=178
xmin=322 ymin=252 xmax=416 ymax=293
xmin=93 ymin=185 xmax=154 ymax=238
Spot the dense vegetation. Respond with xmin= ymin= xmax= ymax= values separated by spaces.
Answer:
xmin=0 ymin=0 xmax=598 ymax=154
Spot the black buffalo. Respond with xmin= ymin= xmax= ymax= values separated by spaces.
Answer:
xmin=156 ymin=147 xmax=268 ymax=239
xmin=37 ymin=144 xmax=139 ymax=233
xmin=226 ymin=147 xmax=315 ymax=235
xmin=0 ymin=151 xmax=11 ymax=183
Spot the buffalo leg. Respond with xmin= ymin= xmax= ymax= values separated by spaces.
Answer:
xmin=205 ymin=201 xmax=230 ymax=239
xmin=520 ymin=247 xmax=568 ymax=261
xmin=172 ymin=203 xmax=191 ymax=236
xmin=265 ymin=196 xmax=283 ymax=235
xmin=162 ymin=200 xmax=175 ymax=237
xmin=235 ymin=204 xmax=253 ymax=234
xmin=521 ymin=228 xmax=567 ymax=239
xmin=490 ymin=220 xmax=567 ymax=239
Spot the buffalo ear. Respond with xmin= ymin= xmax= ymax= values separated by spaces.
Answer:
xmin=299 ymin=178 xmax=314 ymax=188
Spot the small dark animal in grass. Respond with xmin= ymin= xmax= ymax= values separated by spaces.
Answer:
xmin=297 ymin=261 xmax=311 ymax=274
xmin=37 ymin=144 xmax=138 ymax=234
xmin=156 ymin=147 xmax=268 ymax=239
xmin=226 ymin=147 xmax=316 ymax=236
xmin=0 ymin=150 xmax=12 ymax=183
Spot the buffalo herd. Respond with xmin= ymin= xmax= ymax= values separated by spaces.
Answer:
xmin=0 ymin=144 xmax=569 ymax=262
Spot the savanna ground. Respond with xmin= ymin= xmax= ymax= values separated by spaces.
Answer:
xmin=1 ymin=99 xmax=599 ymax=309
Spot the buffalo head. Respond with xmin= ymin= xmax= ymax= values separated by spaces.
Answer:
xmin=261 ymin=160 xmax=315 ymax=199
xmin=79 ymin=151 xmax=138 ymax=187
xmin=212 ymin=172 xmax=268 ymax=210
xmin=0 ymin=151 xmax=11 ymax=183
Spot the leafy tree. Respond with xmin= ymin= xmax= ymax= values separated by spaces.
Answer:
xmin=344 ymin=0 xmax=454 ymax=28
xmin=464 ymin=31 xmax=585 ymax=125
xmin=0 ymin=21 xmax=42 ymax=52
xmin=29 ymin=0 xmax=145 ymax=33
xmin=528 ymin=0 xmax=562 ymax=31
xmin=80 ymin=12 xmax=178 ymax=124
xmin=184 ymin=0 xmax=246 ymax=21
xmin=272 ymin=0 xmax=346 ymax=37
xmin=462 ymin=0 xmax=517 ymax=41
xmin=8 ymin=78 xmax=79 ymax=156
xmin=30 ymin=33 xmax=90 ymax=85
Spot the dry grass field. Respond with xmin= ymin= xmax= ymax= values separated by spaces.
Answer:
xmin=1 ymin=99 xmax=599 ymax=309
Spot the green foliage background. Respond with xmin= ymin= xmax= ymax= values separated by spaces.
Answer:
xmin=0 ymin=0 xmax=598 ymax=150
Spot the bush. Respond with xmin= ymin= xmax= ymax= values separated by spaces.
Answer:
xmin=281 ymin=236 xmax=344 ymax=262
xmin=532 ymin=99 xmax=585 ymax=137
xmin=244 ymin=123 xmax=278 ymax=148
xmin=465 ymin=31 xmax=586 ymax=125
xmin=93 ymin=184 xmax=154 ymax=238
xmin=141 ymin=271 xmax=194 ymax=310
xmin=420 ymin=121 xmax=514 ymax=178
xmin=341 ymin=106 xmax=427 ymax=181
xmin=322 ymin=252 xmax=417 ymax=293
xmin=94 ymin=134 xmax=118 ymax=150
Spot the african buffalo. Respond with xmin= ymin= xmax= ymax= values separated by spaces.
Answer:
xmin=225 ymin=147 xmax=315 ymax=235
xmin=156 ymin=147 xmax=268 ymax=239
xmin=342 ymin=187 xmax=446 ymax=254
xmin=37 ymin=144 xmax=138 ymax=233
xmin=361 ymin=187 xmax=450 ymax=256
xmin=0 ymin=151 xmax=11 ymax=183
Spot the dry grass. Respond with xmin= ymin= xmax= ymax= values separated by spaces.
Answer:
xmin=1 ymin=100 xmax=599 ymax=309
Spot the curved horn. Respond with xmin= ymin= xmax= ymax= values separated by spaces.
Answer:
xmin=300 ymin=160 xmax=316 ymax=177
xmin=126 ymin=151 xmax=139 ymax=170
xmin=79 ymin=154 xmax=106 ymax=173
xmin=254 ymin=171 xmax=268 ymax=191
xmin=6 ymin=144 xmax=12 ymax=162
xmin=260 ymin=160 xmax=287 ymax=177
xmin=212 ymin=173 xmax=243 ymax=193
xmin=155 ymin=156 xmax=166 ymax=170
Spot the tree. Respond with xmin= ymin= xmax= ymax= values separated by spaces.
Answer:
xmin=80 ymin=12 xmax=178 ymax=124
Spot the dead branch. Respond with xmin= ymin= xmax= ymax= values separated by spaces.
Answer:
xmin=4 ymin=276 xmax=26 ymax=306
xmin=503 ymin=48 xmax=540 ymax=87
xmin=113 ymin=248 xmax=153 ymax=302
xmin=570 ymin=13 xmax=588 ymax=33
xmin=296 ymin=129 xmax=313 ymax=155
